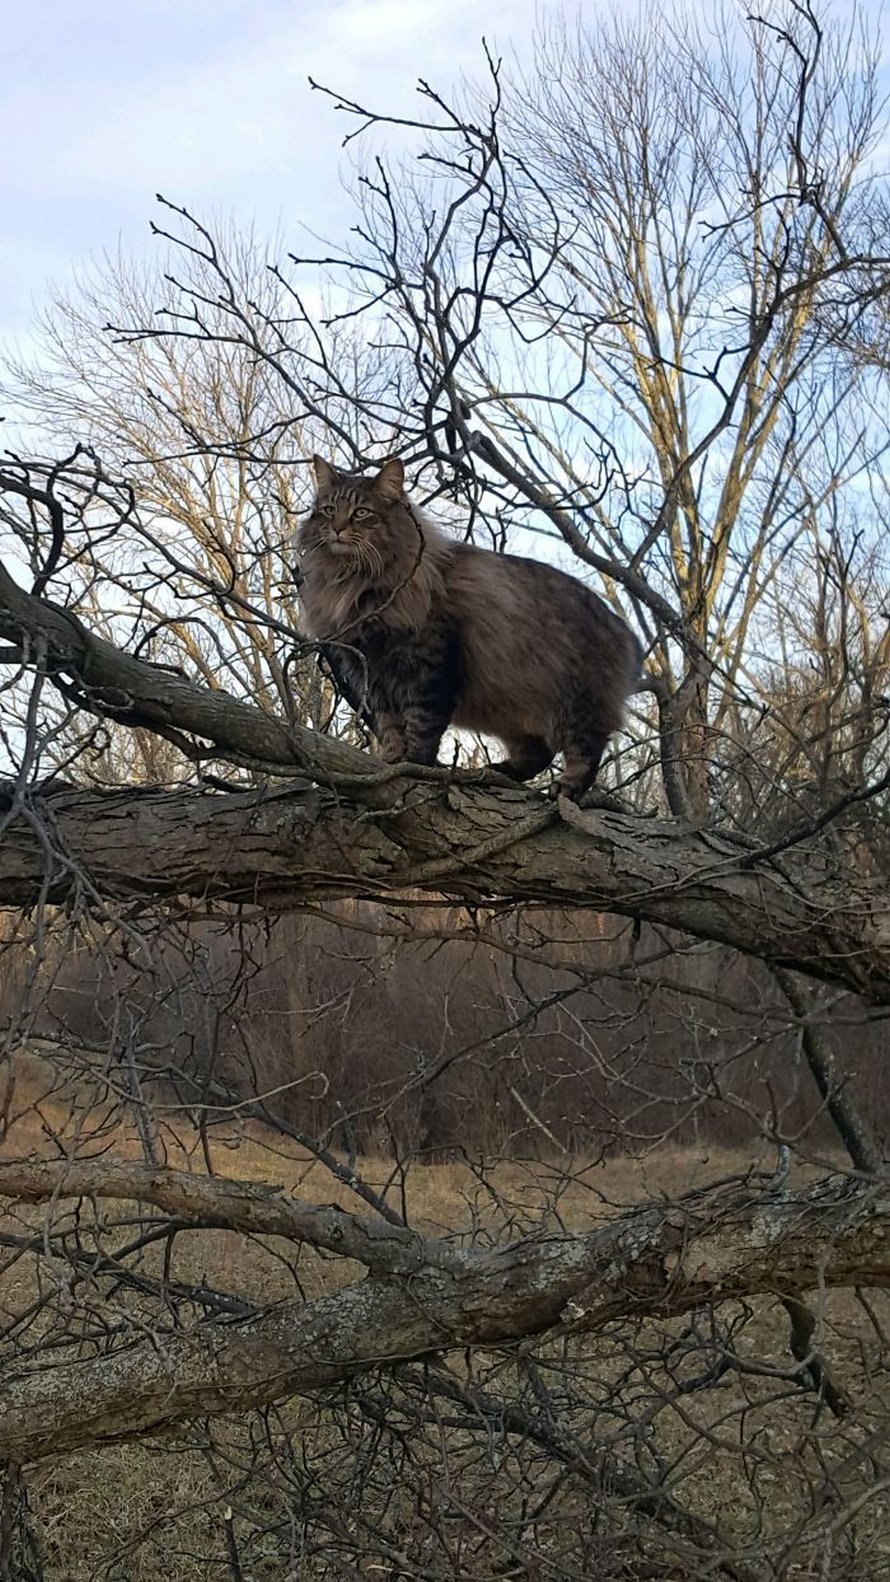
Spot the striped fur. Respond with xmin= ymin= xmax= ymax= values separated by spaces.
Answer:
xmin=295 ymin=456 xmax=641 ymax=797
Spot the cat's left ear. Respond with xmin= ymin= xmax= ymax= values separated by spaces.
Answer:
xmin=374 ymin=458 xmax=404 ymax=503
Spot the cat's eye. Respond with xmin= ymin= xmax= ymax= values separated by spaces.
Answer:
xmin=352 ymin=507 xmax=373 ymax=522
xmin=318 ymin=502 xmax=336 ymax=518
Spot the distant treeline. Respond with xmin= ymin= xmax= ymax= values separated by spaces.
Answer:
xmin=2 ymin=903 xmax=884 ymax=1162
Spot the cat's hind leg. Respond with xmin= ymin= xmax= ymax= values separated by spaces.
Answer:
xmin=494 ymin=734 xmax=554 ymax=783
xmin=557 ymin=718 xmax=608 ymax=800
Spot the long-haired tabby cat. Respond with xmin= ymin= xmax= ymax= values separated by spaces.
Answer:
xmin=296 ymin=456 xmax=642 ymax=798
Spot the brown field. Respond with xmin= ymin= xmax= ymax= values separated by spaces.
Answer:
xmin=1 ymin=1052 xmax=888 ymax=1580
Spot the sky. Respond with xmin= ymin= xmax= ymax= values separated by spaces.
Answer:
xmin=1 ymin=0 xmax=551 ymax=362
xmin=4 ymin=1 xmax=881 ymax=380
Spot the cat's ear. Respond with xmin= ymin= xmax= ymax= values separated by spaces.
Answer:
xmin=312 ymin=455 xmax=337 ymax=494
xmin=374 ymin=457 xmax=404 ymax=503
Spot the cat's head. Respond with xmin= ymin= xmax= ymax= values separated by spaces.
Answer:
xmin=296 ymin=455 xmax=449 ymax=634
xmin=299 ymin=456 xmax=413 ymax=575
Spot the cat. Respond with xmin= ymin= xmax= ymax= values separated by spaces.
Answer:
xmin=295 ymin=455 xmax=642 ymax=798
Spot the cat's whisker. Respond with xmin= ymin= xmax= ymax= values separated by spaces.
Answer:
xmin=360 ymin=543 xmax=385 ymax=578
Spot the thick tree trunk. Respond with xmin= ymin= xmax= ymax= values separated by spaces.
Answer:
xmin=2 ymin=557 xmax=890 ymax=1003
xmin=2 ymin=780 xmax=889 ymax=1004
xmin=0 ymin=1168 xmax=885 ymax=1465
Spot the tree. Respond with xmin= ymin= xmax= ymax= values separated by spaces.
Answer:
xmin=1 ymin=220 xmax=389 ymax=767
xmin=1 ymin=4 xmax=890 ymax=1578
xmin=290 ymin=0 xmax=889 ymax=823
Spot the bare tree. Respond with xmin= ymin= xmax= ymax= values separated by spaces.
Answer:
xmin=1 ymin=221 xmax=395 ymax=765
xmin=1 ymin=4 xmax=890 ymax=1578
xmin=293 ymin=0 xmax=889 ymax=820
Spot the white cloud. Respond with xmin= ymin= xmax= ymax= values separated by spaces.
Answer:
xmin=0 ymin=0 xmax=558 ymax=349
xmin=59 ymin=0 xmax=534 ymax=198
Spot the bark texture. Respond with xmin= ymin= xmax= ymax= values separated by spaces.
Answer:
xmin=0 ymin=1170 xmax=885 ymax=1465
xmin=1 ymin=779 xmax=889 ymax=1003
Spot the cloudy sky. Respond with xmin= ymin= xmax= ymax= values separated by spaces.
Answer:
xmin=1 ymin=0 xmax=553 ymax=359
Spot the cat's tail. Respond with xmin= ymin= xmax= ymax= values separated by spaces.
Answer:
xmin=625 ymin=628 xmax=647 ymax=697
xmin=591 ymin=616 xmax=645 ymax=737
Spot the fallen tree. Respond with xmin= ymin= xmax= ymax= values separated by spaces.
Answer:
xmin=2 ymin=555 xmax=889 ymax=1000
xmin=1 ymin=777 xmax=889 ymax=1004
xmin=0 ymin=1161 xmax=885 ymax=1464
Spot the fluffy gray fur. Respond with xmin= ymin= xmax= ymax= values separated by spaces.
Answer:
xmin=295 ymin=456 xmax=642 ymax=797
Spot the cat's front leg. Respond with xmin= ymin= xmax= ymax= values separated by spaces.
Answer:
xmin=401 ymin=705 xmax=448 ymax=766
xmin=399 ymin=629 xmax=459 ymax=766
xmin=376 ymin=708 xmax=446 ymax=766
xmin=376 ymin=712 xmax=408 ymax=764
xmin=373 ymin=625 xmax=459 ymax=767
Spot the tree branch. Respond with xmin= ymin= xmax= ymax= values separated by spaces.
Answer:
xmin=0 ymin=1159 xmax=460 ymax=1277
xmin=0 ymin=1173 xmax=884 ymax=1464
xmin=2 ymin=550 xmax=890 ymax=1003
xmin=1 ymin=778 xmax=889 ymax=1005
xmin=0 ymin=1158 xmax=467 ymax=1278
xmin=0 ymin=554 xmax=380 ymax=788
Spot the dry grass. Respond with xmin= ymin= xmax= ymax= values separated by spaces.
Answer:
xmin=2 ymin=1052 xmax=887 ymax=1580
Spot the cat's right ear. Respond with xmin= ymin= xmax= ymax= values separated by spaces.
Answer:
xmin=312 ymin=455 xmax=337 ymax=494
